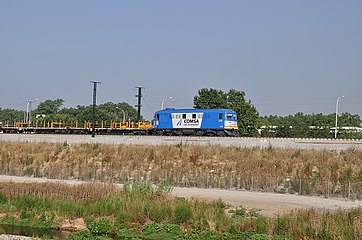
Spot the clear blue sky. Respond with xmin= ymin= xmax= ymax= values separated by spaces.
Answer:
xmin=1 ymin=1 xmax=361 ymax=120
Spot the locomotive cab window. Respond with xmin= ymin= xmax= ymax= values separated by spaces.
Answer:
xmin=219 ymin=113 xmax=223 ymax=120
xmin=227 ymin=114 xmax=232 ymax=120
xmin=156 ymin=114 xmax=160 ymax=121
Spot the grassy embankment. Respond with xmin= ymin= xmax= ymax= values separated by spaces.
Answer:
xmin=0 ymin=181 xmax=361 ymax=240
xmin=0 ymin=141 xmax=362 ymax=198
xmin=0 ymin=141 xmax=362 ymax=238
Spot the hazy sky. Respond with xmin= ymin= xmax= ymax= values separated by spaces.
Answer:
xmin=1 ymin=1 xmax=361 ymax=120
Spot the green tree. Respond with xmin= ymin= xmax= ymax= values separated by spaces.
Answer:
xmin=193 ymin=88 xmax=227 ymax=109
xmin=227 ymin=89 xmax=259 ymax=136
xmin=0 ymin=108 xmax=24 ymax=124
xmin=339 ymin=112 xmax=361 ymax=126
xmin=33 ymin=99 xmax=72 ymax=124
xmin=193 ymin=88 xmax=259 ymax=136
xmin=98 ymin=102 xmax=140 ymax=122
xmin=35 ymin=99 xmax=64 ymax=115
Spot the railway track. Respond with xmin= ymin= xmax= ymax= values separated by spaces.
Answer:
xmin=0 ymin=133 xmax=361 ymax=151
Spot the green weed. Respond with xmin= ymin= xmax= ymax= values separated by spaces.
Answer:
xmin=88 ymin=217 xmax=111 ymax=235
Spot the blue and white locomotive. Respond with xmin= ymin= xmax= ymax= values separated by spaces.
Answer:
xmin=153 ymin=108 xmax=238 ymax=136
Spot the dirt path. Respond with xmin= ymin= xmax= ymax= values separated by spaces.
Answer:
xmin=0 ymin=175 xmax=361 ymax=216
xmin=172 ymin=187 xmax=362 ymax=216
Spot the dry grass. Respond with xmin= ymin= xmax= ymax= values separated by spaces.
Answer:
xmin=0 ymin=182 xmax=117 ymax=201
xmin=1 ymin=141 xmax=362 ymax=197
xmin=268 ymin=208 xmax=362 ymax=239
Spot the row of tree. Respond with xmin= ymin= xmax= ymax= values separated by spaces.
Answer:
xmin=260 ymin=112 xmax=361 ymax=127
xmin=0 ymin=99 xmax=140 ymax=126
xmin=0 ymin=88 xmax=361 ymax=138
xmin=259 ymin=112 xmax=362 ymax=138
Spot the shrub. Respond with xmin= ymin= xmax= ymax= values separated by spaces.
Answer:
xmin=67 ymin=229 xmax=93 ymax=240
xmin=274 ymin=236 xmax=293 ymax=240
xmin=145 ymin=202 xmax=173 ymax=223
xmin=116 ymin=211 xmax=131 ymax=224
xmin=256 ymin=216 xmax=268 ymax=234
xmin=117 ymin=227 xmax=142 ymax=239
xmin=143 ymin=223 xmax=181 ymax=240
xmin=34 ymin=212 xmax=55 ymax=228
xmin=248 ymin=233 xmax=269 ymax=240
xmin=0 ymin=215 xmax=16 ymax=225
xmin=274 ymin=215 xmax=288 ymax=235
xmin=0 ymin=191 xmax=7 ymax=203
xmin=174 ymin=202 xmax=192 ymax=224
xmin=20 ymin=208 xmax=28 ymax=219
xmin=68 ymin=229 xmax=113 ymax=240
xmin=183 ymin=230 xmax=220 ymax=240
xmin=156 ymin=180 xmax=173 ymax=194
xmin=88 ymin=217 xmax=111 ymax=235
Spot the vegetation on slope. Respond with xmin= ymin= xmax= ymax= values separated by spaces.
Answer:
xmin=0 ymin=182 xmax=361 ymax=239
xmin=1 ymin=141 xmax=361 ymax=199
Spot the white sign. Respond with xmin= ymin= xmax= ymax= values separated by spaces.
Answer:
xmin=171 ymin=113 xmax=203 ymax=128
xmin=224 ymin=120 xmax=238 ymax=129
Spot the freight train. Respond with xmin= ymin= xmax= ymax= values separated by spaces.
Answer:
xmin=0 ymin=108 xmax=239 ymax=136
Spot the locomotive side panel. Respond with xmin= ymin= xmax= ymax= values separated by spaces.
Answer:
xmin=153 ymin=108 xmax=238 ymax=136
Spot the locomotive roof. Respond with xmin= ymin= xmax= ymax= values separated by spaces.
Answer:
xmin=155 ymin=108 xmax=236 ymax=113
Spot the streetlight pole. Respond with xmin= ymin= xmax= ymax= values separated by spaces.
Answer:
xmin=334 ymin=95 xmax=344 ymax=138
xmin=26 ymin=99 xmax=38 ymax=125
xmin=161 ymin=97 xmax=173 ymax=110
xmin=120 ymin=109 xmax=126 ymax=123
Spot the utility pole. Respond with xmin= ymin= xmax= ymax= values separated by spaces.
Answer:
xmin=90 ymin=81 xmax=101 ymax=138
xmin=135 ymin=86 xmax=145 ymax=122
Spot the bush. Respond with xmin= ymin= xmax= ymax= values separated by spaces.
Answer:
xmin=67 ymin=229 xmax=93 ymax=240
xmin=274 ymin=215 xmax=288 ymax=235
xmin=174 ymin=202 xmax=192 ymax=224
xmin=34 ymin=212 xmax=55 ymax=228
xmin=232 ymin=231 xmax=256 ymax=240
xmin=88 ymin=217 xmax=111 ymax=235
xmin=116 ymin=211 xmax=131 ymax=224
xmin=0 ymin=215 xmax=16 ymax=225
xmin=117 ymin=227 xmax=142 ymax=239
xmin=145 ymin=202 xmax=173 ymax=223
xmin=273 ymin=236 xmax=293 ymax=240
xmin=67 ymin=229 xmax=113 ymax=240
xmin=143 ymin=223 xmax=181 ymax=239
xmin=248 ymin=233 xmax=269 ymax=240
xmin=183 ymin=230 xmax=220 ymax=240
xmin=0 ymin=191 xmax=7 ymax=203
